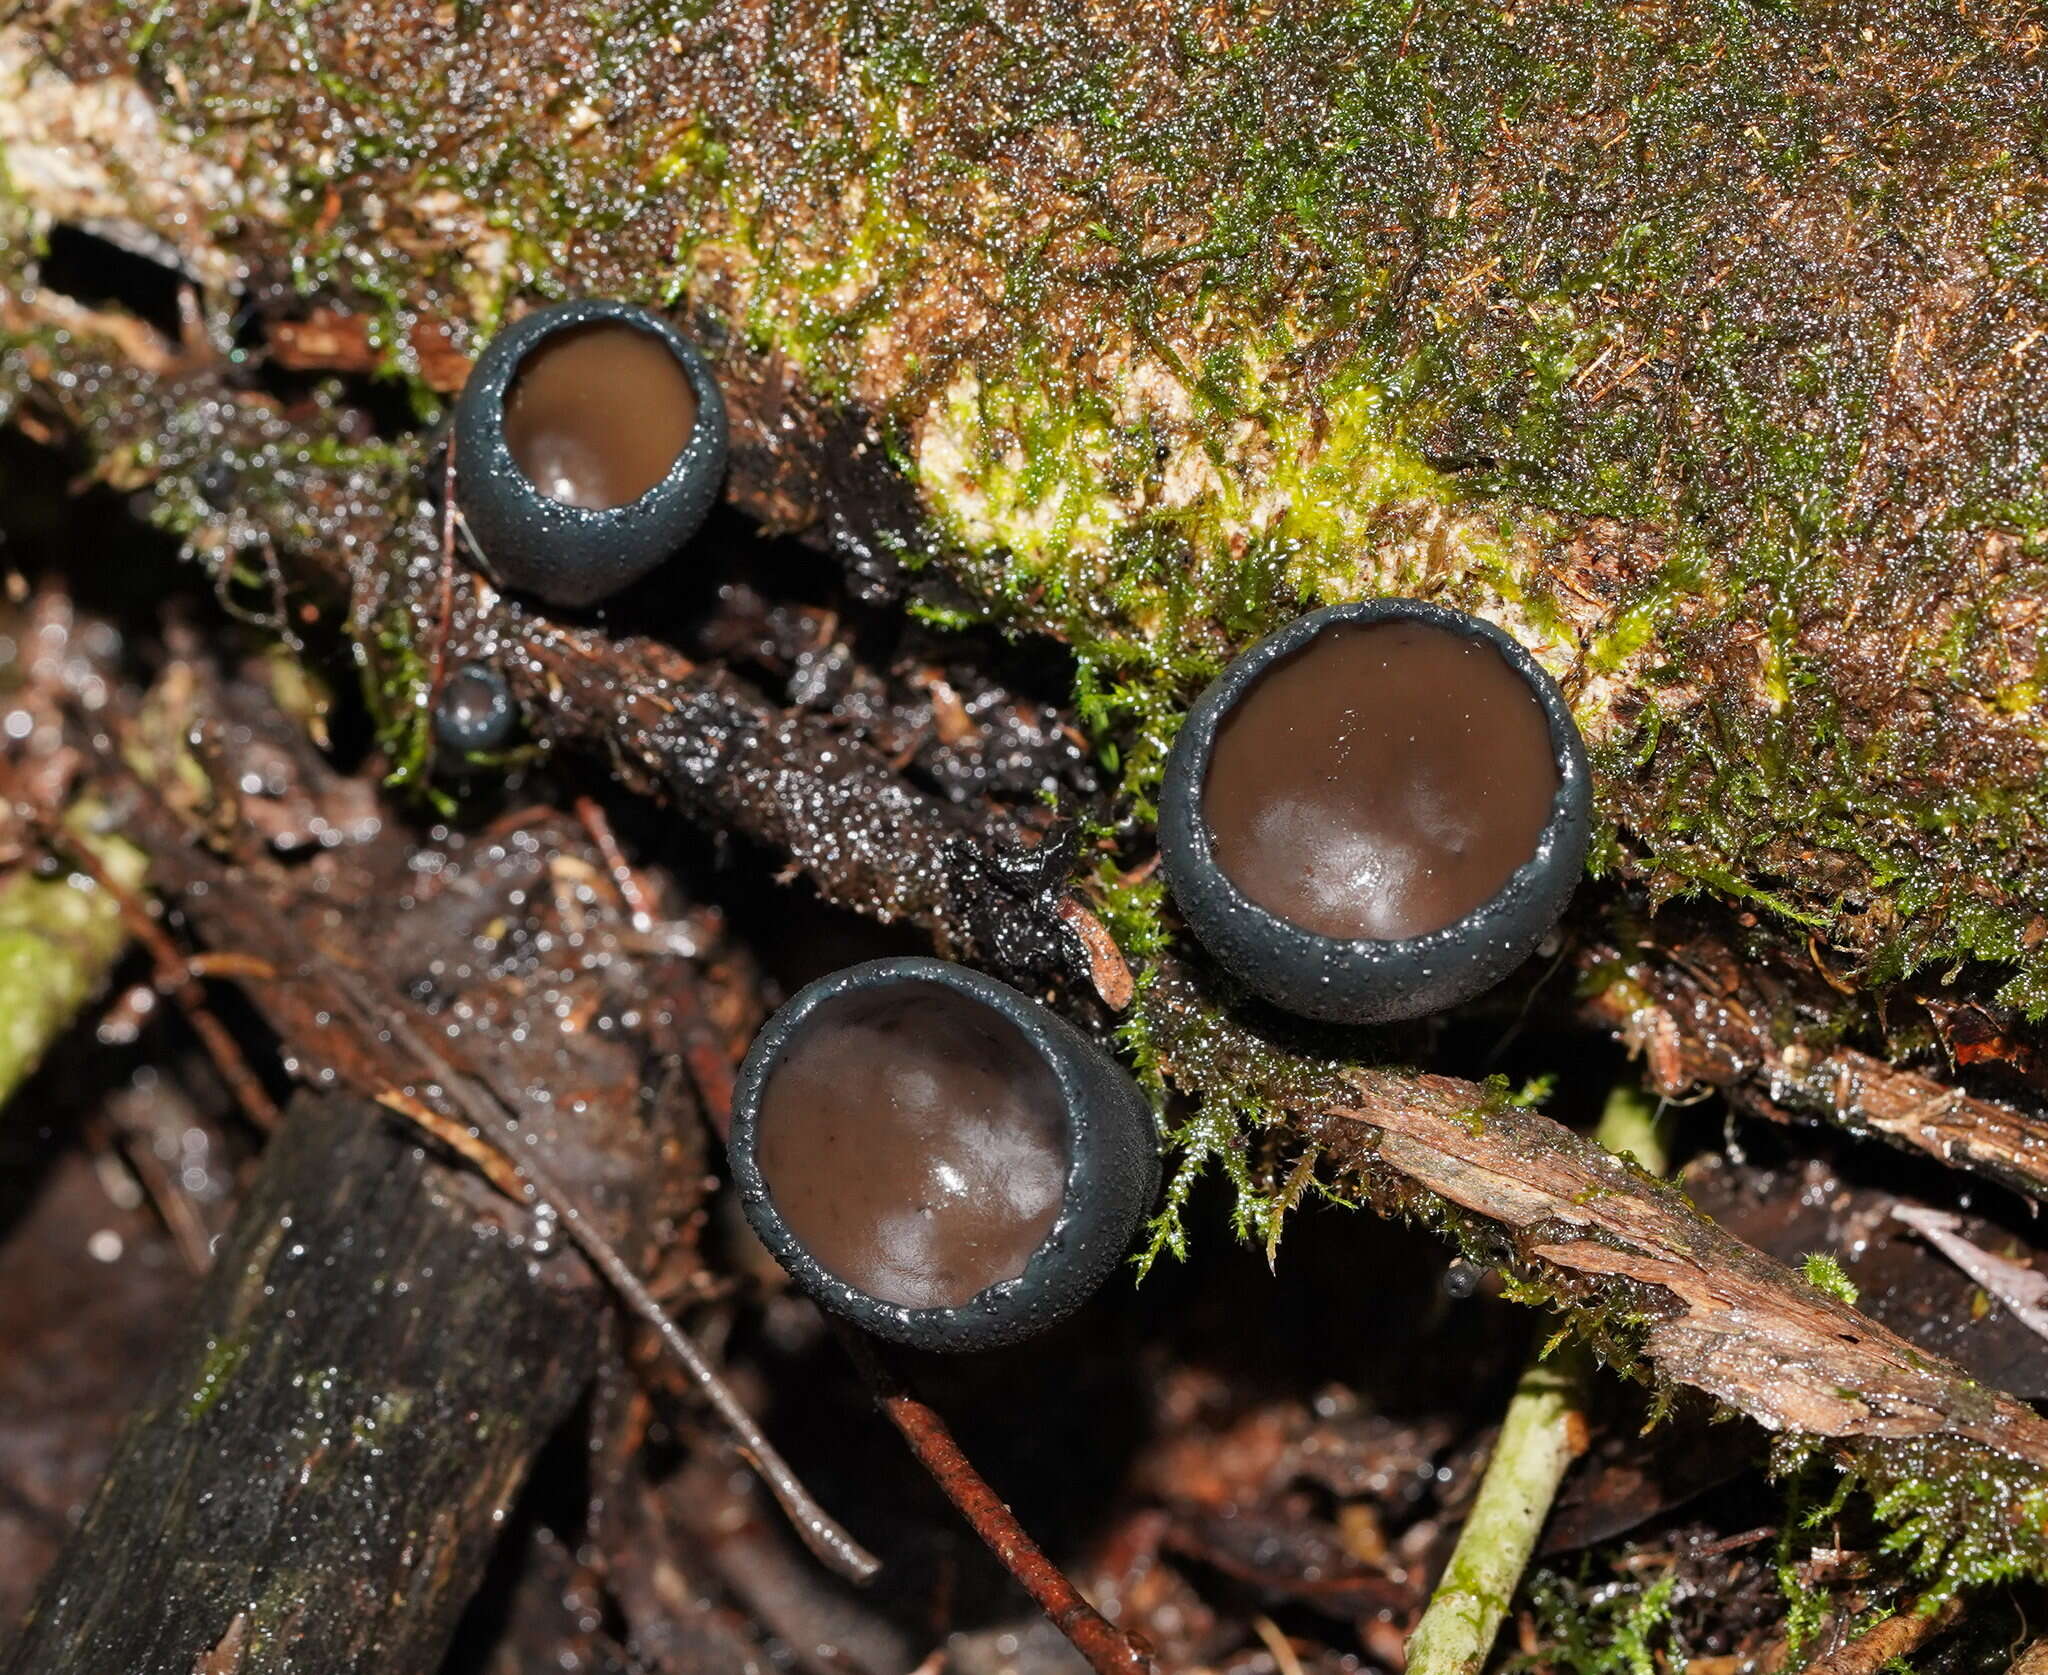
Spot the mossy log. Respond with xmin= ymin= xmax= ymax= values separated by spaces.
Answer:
xmin=1 ymin=1088 xmax=599 ymax=1674
xmin=6 ymin=1 xmax=2047 ymax=1003
xmin=4 ymin=0 xmax=2045 ymax=1181
xmin=7 ymin=0 xmax=2048 ymax=1602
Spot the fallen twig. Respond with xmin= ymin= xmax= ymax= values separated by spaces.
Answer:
xmin=1325 ymin=1061 xmax=2048 ymax=1455
xmin=1584 ymin=915 xmax=2048 ymax=1201
xmin=1407 ymin=1353 xmax=1586 ymax=1675
xmin=1802 ymin=1596 xmax=1962 ymax=1675
xmin=1892 ymin=1204 xmax=2048 ymax=1345
xmin=2010 ymin=1633 xmax=2048 ymax=1675
xmin=47 ymin=821 xmax=281 ymax=1132
xmin=104 ymin=1118 xmax=215 ymax=1275
xmin=107 ymin=714 xmax=878 ymax=1584
xmin=837 ymin=1326 xmax=1156 ymax=1675
xmin=575 ymin=793 xmax=658 ymax=934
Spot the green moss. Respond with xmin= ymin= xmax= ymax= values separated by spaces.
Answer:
xmin=1802 ymin=1251 xmax=1861 ymax=1308
xmin=668 ymin=0 xmax=2048 ymax=1009
xmin=0 ymin=814 xmax=147 ymax=1112
xmin=184 ymin=1334 xmax=251 ymax=1422
xmin=1776 ymin=1453 xmax=1853 ymax=1660
xmin=1522 ymin=1566 xmax=1679 ymax=1675
xmin=1773 ymin=1433 xmax=2048 ymax=1606
xmin=1522 ymin=1403 xmax=2046 ymax=1666
xmin=357 ymin=600 xmax=454 ymax=812
xmin=1123 ymin=953 xmax=1371 ymax=1267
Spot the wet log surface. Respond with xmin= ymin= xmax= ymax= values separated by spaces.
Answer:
xmin=1 ymin=1088 xmax=599 ymax=1675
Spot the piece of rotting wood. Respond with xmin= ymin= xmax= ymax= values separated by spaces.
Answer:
xmin=2 ymin=1089 xmax=599 ymax=1674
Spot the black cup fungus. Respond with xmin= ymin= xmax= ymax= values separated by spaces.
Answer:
xmin=451 ymin=299 xmax=728 ymax=608
xmin=1158 ymin=598 xmax=1592 ymax=1025
xmin=728 ymin=957 xmax=1160 ymax=1353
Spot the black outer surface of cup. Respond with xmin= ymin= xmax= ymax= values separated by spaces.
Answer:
xmin=432 ymin=662 xmax=516 ymax=758
xmin=1157 ymin=598 xmax=1593 ymax=1026
xmin=728 ymin=957 xmax=1162 ymax=1354
xmin=451 ymin=299 xmax=728 ymax=609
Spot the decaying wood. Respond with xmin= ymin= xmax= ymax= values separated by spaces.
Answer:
xmin=0 ymin=639 xmax=836 ymax=1663
xmin=113 ymin=641 xmax=898 ymax=1570
xmin=519 ymin=618 xmax=1082 ymax=982
xmin=0 ymin=326 xmax=1085 ymax=989
xmin=1581 ymin=913 xmax=2048 ymax=1202
xmin=1 ymin=1088 xmax=600 ymax=1675
xmin=1331 ymin=1073 xmax=2047 ymax=1457
xmin=10 ymin=9 xmax=2048 ymax=1177
xmin=6 ymin=0 xmax=2046 ymax=1221
xmin=1141 ymin=967 xmax=2048 ymax=1525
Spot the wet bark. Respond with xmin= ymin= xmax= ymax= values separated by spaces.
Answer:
xmin=1579 ymin=911 xmax=2048 ymax=1203
xmin=2 ymin=1089 xmax=599 ymax=1675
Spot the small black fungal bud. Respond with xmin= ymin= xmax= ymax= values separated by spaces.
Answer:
xmin=433 ymin=662 xmax=516 ymax=758
xmin=1442 ymin=1259 xmax=1484 ymax=1300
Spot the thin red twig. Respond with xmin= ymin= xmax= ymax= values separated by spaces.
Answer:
xmin=109 ymin=1122 xmax=216 ymax=1274
xmin=53 ymin=829 xmax=281 ymax=1132
xmin=574 ymin=794 xmax=657 ymax=933
xmin=837 ymin=1327 xmax=1156 ymax=1675
xmin=426 ymin=433 xmax=459 ymax=716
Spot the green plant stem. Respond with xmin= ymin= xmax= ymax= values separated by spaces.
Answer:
xmin=1405 ymin=1348 xmax=1589 ymax=1675
xmin=0 ymin=817 xmax=145 ymax=1111
xmin=1404 ymin=1086 xmax=1670 ymax=1675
